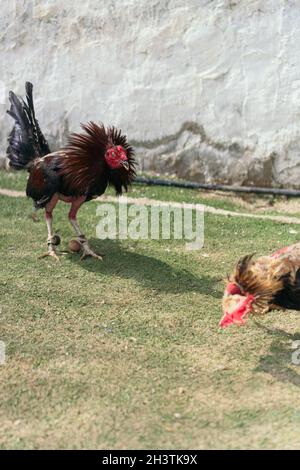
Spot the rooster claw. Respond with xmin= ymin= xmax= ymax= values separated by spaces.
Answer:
xmin=79 ymin=242 xmax=104 ymax=261
xmin=80 ymin=253 xmax=103 ymax=261
xmin=38 ymin=251 xmax=61 ymax=262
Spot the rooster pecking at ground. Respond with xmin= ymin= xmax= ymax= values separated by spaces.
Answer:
xmin=220 ymin=242 xmax=300 ymax=327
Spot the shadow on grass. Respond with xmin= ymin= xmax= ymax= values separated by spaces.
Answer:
xmin=254 ymin=321 xmax=300 ymax=387
xmin=69 ymin=238 xmax=222 ymax=297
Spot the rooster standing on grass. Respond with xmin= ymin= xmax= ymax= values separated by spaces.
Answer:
xmin=220 ymin=243 xmax=300 ymax=327
xmin=6 ymin=82 xmax=136 ymax=261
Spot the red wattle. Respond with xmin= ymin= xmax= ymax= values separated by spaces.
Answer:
xmin=219 ymin=294 xmax=255 ymax=328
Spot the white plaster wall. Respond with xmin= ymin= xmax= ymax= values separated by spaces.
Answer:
xmin=0 ymin=0 xmax=300 ymax=186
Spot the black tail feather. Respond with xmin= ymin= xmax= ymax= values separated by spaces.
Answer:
xmin=6 ymin=82 xmax=50 ymax=170
xmin=25 ymin=82 xmax=50 ymax=157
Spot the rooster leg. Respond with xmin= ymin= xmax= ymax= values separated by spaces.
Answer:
xmin=39 ymin=195 xmax=61 ymax=261
xmin=31 ymin=206 xmax=39 ymax=223
xmin=68 ymin=198 xmax=103 ymax=261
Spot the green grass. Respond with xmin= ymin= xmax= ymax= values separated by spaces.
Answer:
xmin=4 ymin=168 xmax=300 ymax=216
xmin=1 ymin=170 xmax=300 ymax=449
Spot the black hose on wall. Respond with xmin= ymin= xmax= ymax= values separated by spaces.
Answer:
xmin=134 ymin=176 xmax=300 ymax=198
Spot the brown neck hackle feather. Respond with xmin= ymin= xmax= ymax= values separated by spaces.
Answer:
xmin=229 ymin=254 xmax=287 ymax=315
xmin=60 ymin=122 xmax=136 ymax=194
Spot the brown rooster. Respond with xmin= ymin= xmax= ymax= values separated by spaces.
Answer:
xmin=6 ymin=82 xmax=136 ymax=260
xmin=220 ymin=243 xmax=300 ymax=327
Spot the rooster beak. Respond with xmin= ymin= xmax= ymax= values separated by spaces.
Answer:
xmin=121 ymin=161 xmax=129 ymax=171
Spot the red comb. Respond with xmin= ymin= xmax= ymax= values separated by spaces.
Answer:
xmin=226 ymin=282 xmax=242 ymax=295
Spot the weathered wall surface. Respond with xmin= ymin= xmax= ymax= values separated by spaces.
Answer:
xmin=0 ymin=0 xmax=300 ymax=187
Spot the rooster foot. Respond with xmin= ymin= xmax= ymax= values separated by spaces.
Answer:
xmin=78 ymin=238 xmax=104 ymax=261
xmin=38 ymin=250 xmax=61 ymax=262
xmin=39 ymin=235 xmax=65 ymax=262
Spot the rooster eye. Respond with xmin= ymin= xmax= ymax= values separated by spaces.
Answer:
xmin=112 ymin=152 xmax=115 ymax=157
